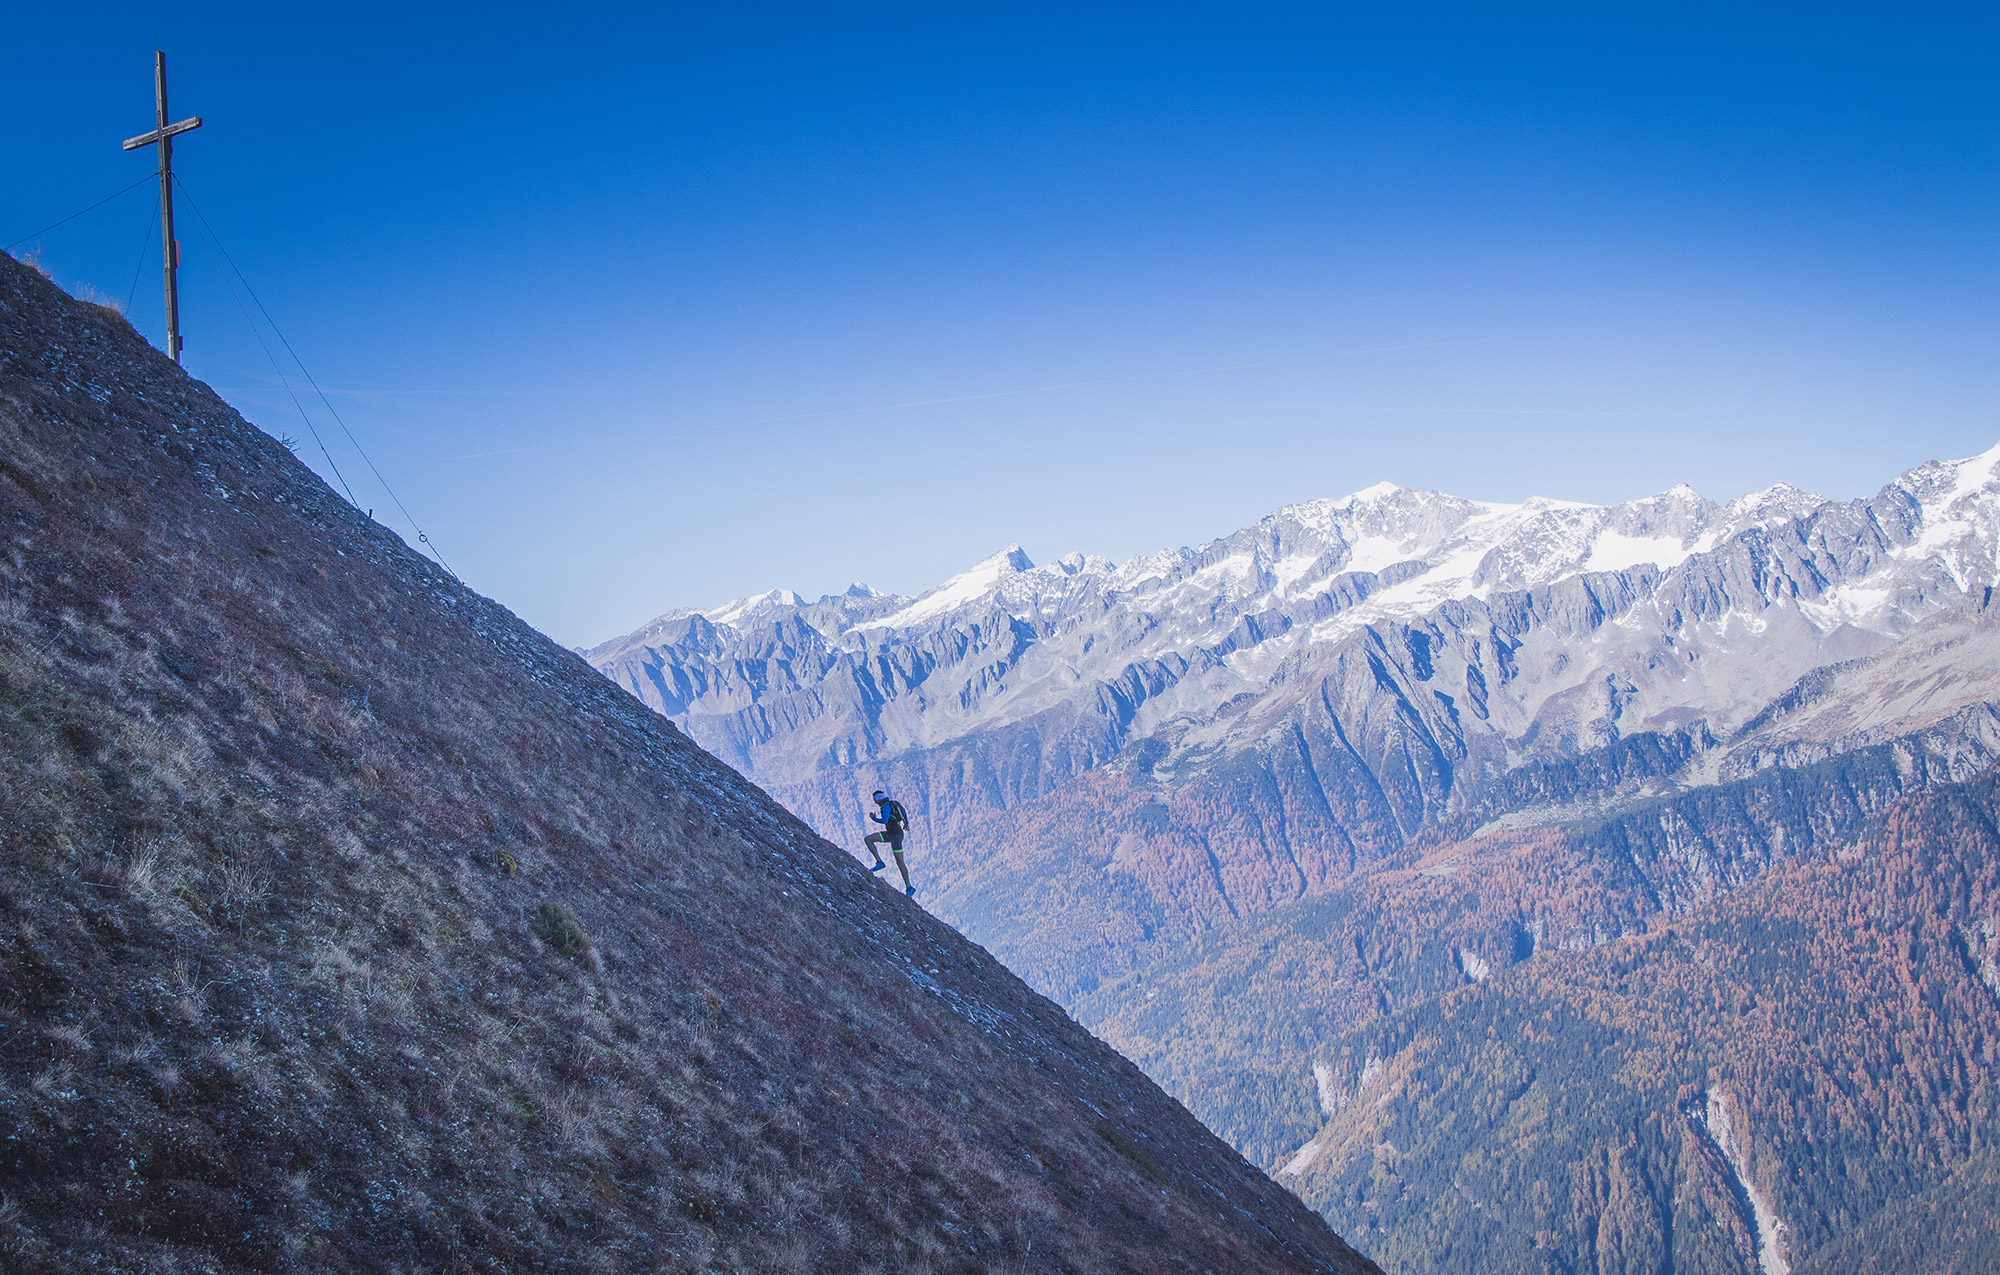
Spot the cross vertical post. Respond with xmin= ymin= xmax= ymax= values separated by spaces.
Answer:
xmin=122 ymin=51 xmax=202 ymax=363
xmin=153 ymin=52 xmax=180 ymax=363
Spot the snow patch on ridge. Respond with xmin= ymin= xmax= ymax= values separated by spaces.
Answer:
xmin=1346 ymin=480 xmax=1402 ymax=504
xmin=1902 ymin=440 xmax=2000 ymax=568
xmin=870 ymin=546 xmax=1035 ymax=629
xmin=1584 ymin=530 xmax=1693 ymax=572
xmin=703 ymin=588 xmax=804 ymax=626
xmin=1340 ymin=533 xmax=1429 ymax=577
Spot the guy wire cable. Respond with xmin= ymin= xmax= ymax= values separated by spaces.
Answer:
xmin=126 ymin=196 xmax=159 ymax=314
xmin=4 ymin=173 xmax=159 ymax=253
xmin=176 ymin=201 xmax=363 ymax=510
xmin=171 ymin=174 xmax=458 ymax=581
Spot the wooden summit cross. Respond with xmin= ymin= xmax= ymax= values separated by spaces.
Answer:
xmin=122 ymin=51 xmax=202 ymax=364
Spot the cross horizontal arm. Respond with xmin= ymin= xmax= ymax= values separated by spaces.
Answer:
xmin=122 ymin=116 xmax=202 ymax=151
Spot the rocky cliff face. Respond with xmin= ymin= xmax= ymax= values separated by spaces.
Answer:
xmin=0 ymin=252 xmax=1374 ymax=1274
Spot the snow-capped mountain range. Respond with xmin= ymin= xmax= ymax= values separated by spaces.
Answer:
xmin=594 ymin=441 xmax=2000 ymax=790
xmin=588 ymin=442 xmax=2000 ymax=995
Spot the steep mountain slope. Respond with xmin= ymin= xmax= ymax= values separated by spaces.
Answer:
xmin=0 ymin=252 xmax=1373 ymax=1274
xmin=1277 ymin=764 xmax=2000 ymax=1274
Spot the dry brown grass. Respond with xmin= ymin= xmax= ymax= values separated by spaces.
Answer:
xmin=9 ymin=245 xmax=51 ymax=279
xmin=72 ymin=283 xmax=126 ymax=315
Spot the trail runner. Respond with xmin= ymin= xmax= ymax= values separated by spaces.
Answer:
xmin=865 ymin=789 xmax=916 ymax=897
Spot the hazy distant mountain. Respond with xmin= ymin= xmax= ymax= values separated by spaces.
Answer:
xmin=591 ymin=440 xmax=2000 ymax=1272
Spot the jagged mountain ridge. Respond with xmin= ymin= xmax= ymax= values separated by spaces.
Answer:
xmin=592 ymin=472 xmax=1872 ymax=784
xmin=590 ymin=443 xmax=2000 ymax=985
xmin=0 ymin=252 xmax=1373 ymax=1272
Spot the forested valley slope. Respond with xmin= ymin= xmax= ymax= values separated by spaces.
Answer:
xmin=1268 ymin=763 xmax=2000 ymax=1273
xmin=0 ymin=250 xmax=1374 ymax=1273
xmin=593 ymin=422 xmax=2000 ymax=1270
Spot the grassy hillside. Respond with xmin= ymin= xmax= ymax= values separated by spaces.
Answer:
xmin=0 ymin=251 xmax=1374 ymax=1275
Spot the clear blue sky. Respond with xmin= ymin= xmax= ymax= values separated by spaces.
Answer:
xmin=6 ymin=3 xmax=1997 ymax=645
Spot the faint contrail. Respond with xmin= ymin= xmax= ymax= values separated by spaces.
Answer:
xmin=742 ymin=333 xmax=1542 ymax=425
xmin=437 ymin=446 xmax=536 ymax=461
xmin=224 ymin=331 xmax=1594 ymax=438
xmin=1193 ymin=403 xmax=1635 ymax=417
xmin=223 ymin=332 xmax=1544 ymax=413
